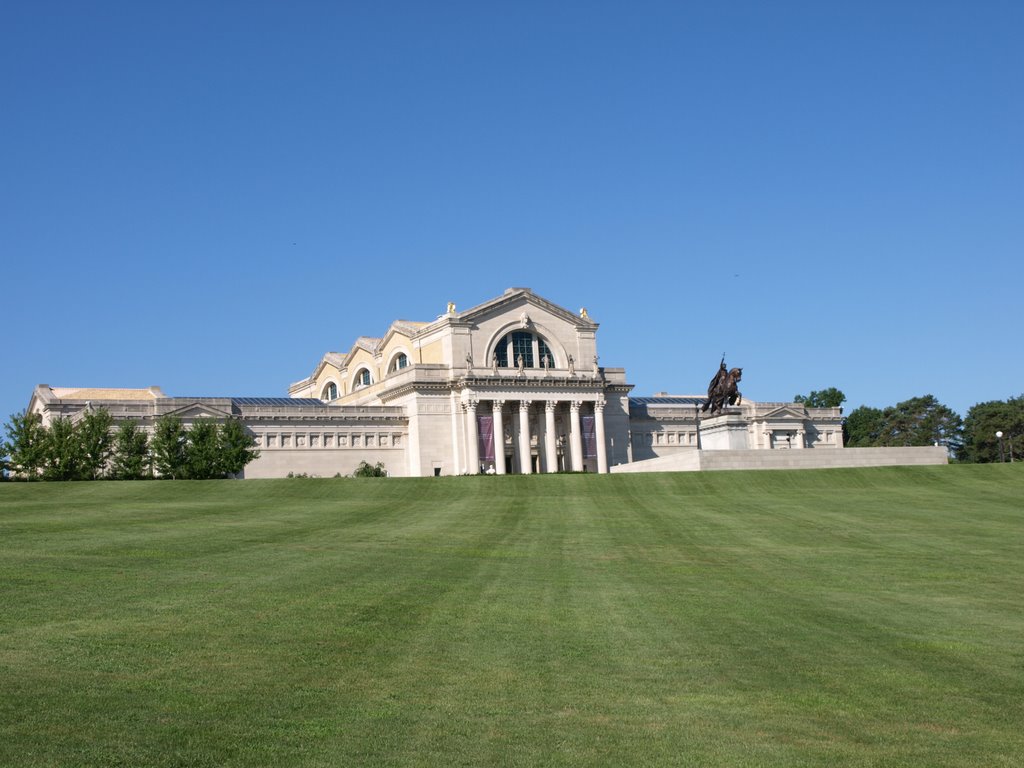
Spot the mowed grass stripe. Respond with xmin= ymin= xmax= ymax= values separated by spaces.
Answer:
xmin=1 ymin=465 xmax=1022 ymax=766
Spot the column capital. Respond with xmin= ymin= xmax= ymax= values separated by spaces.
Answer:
xmin=594 ymin=396 xmax=606 ymax=411
xmin=492 ymin=399 xmax=505 ymax=411
xmin=545 ymin=400 xmax=558 ymax=413
xmin=462 ymin=396 xmax=479 ymax=411
xmin=570 ymin=400 xmax=583 ymax=411
xmin=519 ymin=399 xmax=531 ymax=412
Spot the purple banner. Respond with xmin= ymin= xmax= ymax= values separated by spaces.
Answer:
xmin=581 ymin=415 xmax=597 ymax=458
xmin=478 ymin=414 xmax=495 ymax=463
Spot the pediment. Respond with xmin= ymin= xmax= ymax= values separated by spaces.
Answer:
xmin=762 ymin=405 xmax=807 ymax=420
xmin=164 ymin=402 xmax=233 ymax=420
xmin=459 ymin=288 xmax=596 ymax=329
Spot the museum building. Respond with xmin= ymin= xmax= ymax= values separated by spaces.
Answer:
xmin=29 ymin=288 xmax=934 ymax=478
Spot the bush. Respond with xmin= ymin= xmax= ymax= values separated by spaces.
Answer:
xmin=353 ymin=461 xmax=387 ymax=477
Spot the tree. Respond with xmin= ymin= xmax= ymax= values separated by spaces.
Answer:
xmin=42 ymin=417 xmax=82 ymax=481
xmin=3 ymin=410 xmax=47 ymax=479
xmin=959 ymin=395 xmax=1024 ymax=463
xmin=877 ymin=395 xmax=962 ymax=451
xmin=77 ymin=408 xmax=114 ymax=479
xmin=151 ymin=415 xmax=188 ymax=479
xmin=110 ymin=421 xmax=151 ymax=479
xmin=794 ymin=388 xmax=846 ymax=409
xmin=844 ymin=406 xmax=884 ymax=447
xmin=219 ymin=418 xmax=259 ymax=477
xmin=185 ymin=419 xmax=223 ymax=480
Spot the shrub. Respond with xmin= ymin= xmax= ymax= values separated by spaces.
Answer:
xmin=353 ymin=461 xmax=387 ymax=477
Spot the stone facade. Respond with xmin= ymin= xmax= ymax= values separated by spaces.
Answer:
xmin=26 ymin=287 xmax=945 ymax=477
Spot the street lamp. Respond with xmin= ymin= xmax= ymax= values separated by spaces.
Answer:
xmin=996 ymin=431 xmax=1005 ymax=463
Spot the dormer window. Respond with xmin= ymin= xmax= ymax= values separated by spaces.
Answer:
xmin=391 ymin=353 xmax=409 ymax=373
xmin=321 ymin=382 xmax=338 ymax=402
xmin=355 ymin=369 xmax=372 ymax=389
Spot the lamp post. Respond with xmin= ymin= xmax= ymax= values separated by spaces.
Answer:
xmin=995 ymin=431 xmax=1005 ymax=463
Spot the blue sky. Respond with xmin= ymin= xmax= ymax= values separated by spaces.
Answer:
xmin=3 ymin=1 xmax=1021 ymax=422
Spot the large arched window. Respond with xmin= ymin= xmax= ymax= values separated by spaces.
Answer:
xmin=321 ymin=382 xmax=338 ymax=401
xmin=493 ymin=331 xmax=555 ymax=368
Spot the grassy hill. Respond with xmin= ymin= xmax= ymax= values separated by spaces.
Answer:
xmin=2 ymin=466 xmax=1022 ymax=767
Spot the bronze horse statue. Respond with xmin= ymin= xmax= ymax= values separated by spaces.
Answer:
xmin=700 ymin=360 xmax=742 ymax=416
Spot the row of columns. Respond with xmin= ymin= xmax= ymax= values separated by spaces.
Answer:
xmin=462 ymin=398 xmax=608 ymax=474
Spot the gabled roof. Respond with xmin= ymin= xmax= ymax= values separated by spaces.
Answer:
xmin=341 ymin=337 xmax=382 ymax=369
xmin=454 ymin=287 xmax=598 ymax=329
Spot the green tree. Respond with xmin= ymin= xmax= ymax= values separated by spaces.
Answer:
xmin=219 ymin=418 xmax=259 ymax=477
xmin=3 ymin=410 xmax=48 ymax=479
xmin=794 ymin=388 xmax=846 ymax=409
xmin=151 ymin=415 xmax=188 ymax=479
xmin=42 ymin=417 xmax=82 ymax=481
xmin=185 ymin=419 xmax=223 ymax=479
xmin=843 ymin=406 xmax=884 ymax=447
xmin=110 ymin=421 xmax=151 ymax=479
xmin=877 ymin=395 xmax=963 ymax=451
xmin=959 ymin=395 xmax=1024 ymax=463
xmin=77 ymin=408 xmax=114 ymax=479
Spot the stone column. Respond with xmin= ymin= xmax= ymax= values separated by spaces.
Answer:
xmin=569 ymin=400 xmax=584 ymax=472
xmin=545 ymin=400 xmax=558 ymax=473
xmin=492 ymin=400 xmax=506 ymax=475
xmin=594 ymin=398 xmax=608 ymax=473
xmin=464 ymin=399 xmax=479 ymax=474
xmin=518 ymin=401 xmax=532 ymax=474
xmin=796 ymin=429 xmax=805 ymax=449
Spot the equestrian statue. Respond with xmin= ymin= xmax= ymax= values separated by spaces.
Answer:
xmin=700 ymin=357 xmax=743 ymax=416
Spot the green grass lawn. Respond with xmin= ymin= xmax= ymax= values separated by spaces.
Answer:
xmin=1 ymin=465 xmax=1022 ymax=767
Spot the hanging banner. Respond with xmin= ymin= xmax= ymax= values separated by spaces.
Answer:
xmin=478 ymin=414 xmax=495 ymax=464
xmin=581 ymin=414 xmax=597 ymax=458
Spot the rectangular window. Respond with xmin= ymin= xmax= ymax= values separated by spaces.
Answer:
xmin=538 ymin=337 xmax=553 ymax=368
xmin=266 ymin=434 xmax=277 ymax=448
xmin=281 ymin=434 xmax=291 ymax=448
xmin=511 ymin=332 xmax=534 ymax=368
xmin=310 ymin=434 xmax=319 ymax=448
xmin=324 ymin=434 xmax=334 ymax=447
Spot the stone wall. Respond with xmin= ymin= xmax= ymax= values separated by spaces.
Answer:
xmin=610 ymin=446 xmax=949 ymax=474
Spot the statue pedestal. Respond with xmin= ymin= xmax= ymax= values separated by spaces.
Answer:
xmin=699 ymin=412 xmax=749 ymax=450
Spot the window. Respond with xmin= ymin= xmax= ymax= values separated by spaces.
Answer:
xmin=511 ymin=332 xmax=534 ymax=368
xmin=355 ymin=369 xmax=372 ymax=388
xmin=322 ymin=382 xmax=338 ymax=401
xmin=538 ymin=337 xmax=553 ymax=368
xmin=492 ymin=332 xmax=555 ymax=369
xmin=391 ymin=353 xmax=409 ymax=373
